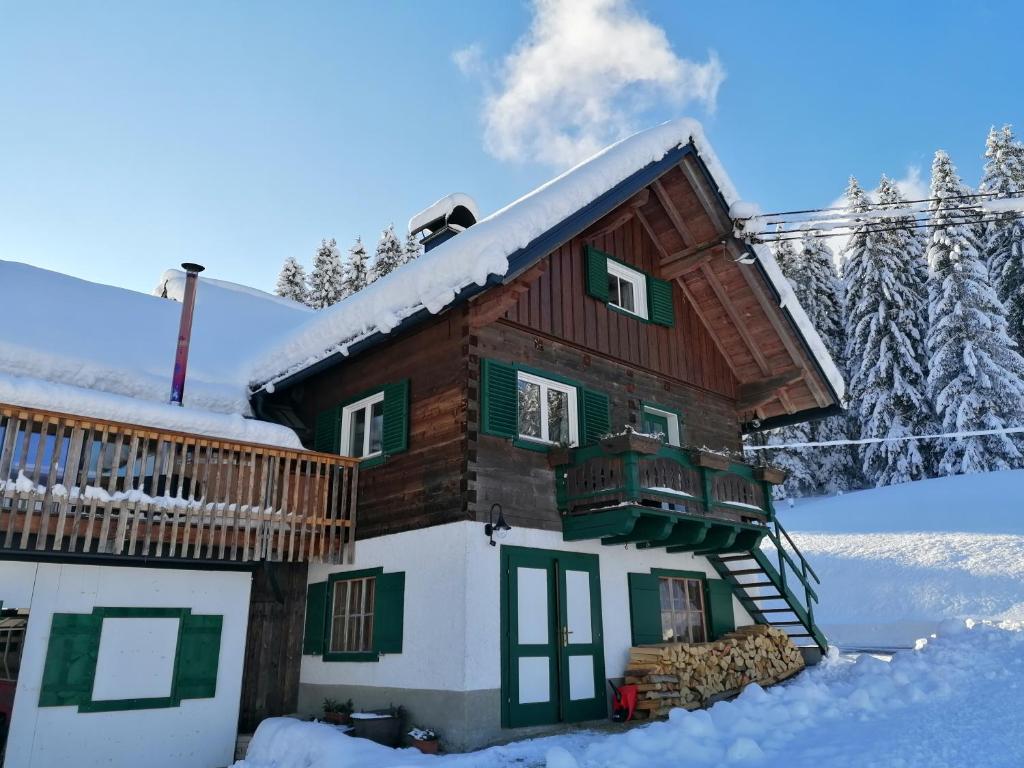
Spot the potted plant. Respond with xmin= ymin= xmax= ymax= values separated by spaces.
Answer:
xmin=754 ymin=464 xmax=787 ymax=485
xmin=351 ymin=705 xmax=405 ymax=747
xmin=686 ymin=447 xmax=733 ymax=471
xmin=408 ymin=726 xmax=440 ymax=754
xmin=322 ymin=697 xmax=353 ymax=725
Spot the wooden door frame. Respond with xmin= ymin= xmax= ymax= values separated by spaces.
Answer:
xmin=500 ymin=545 xmax=606 ymax=728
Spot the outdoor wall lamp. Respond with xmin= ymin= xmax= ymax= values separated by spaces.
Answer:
xmin=485 ymin=503 xmax=512 ymax=546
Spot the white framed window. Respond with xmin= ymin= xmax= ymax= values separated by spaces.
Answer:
xmin=516 ymin=371 xmax=579 ymax=447
xmin=606 ymin=259 xmax=648 ymax=319
xmin=340 ymin=392 xmax=385 ymax=459
xmin=659 ymin=576 xmax=707 ymax=643
xmin=329 ymin=576 xmax=376 ymax=653
xmin=642 ymin=405 xmax=681 ymax=446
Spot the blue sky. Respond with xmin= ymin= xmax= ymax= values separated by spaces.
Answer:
xmin=1 ymin=1 xmax=1020 ymax=294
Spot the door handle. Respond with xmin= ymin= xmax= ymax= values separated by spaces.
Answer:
xmin=561 ymin=626 xmax=574 ymax=647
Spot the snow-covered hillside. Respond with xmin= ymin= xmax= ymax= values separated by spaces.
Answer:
xmin=779 ymin=470 xmax=1024 ymax=647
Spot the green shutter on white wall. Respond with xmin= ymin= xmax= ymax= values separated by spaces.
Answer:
xmin=303 ymin=581 xmax=327 ymax=655
xmin=174 ymin=613 xmax=223 ymax=700
xmin=706 ymin=579 xmax=736 ymax=639
xmin=373 ymin=572 xmax=405 ymax=654
xmin=314 ymin=406 xmax=341 ymax=453
xmin=381 ymin=379 xmax=410 ymax=455
xmin=627 ymin=572 xmax=663 ymax=646
xmin=585 ymin=246 xmax=610 ymax=302
xmin=580 ymin=388 xmax=610 ymax=445
xmin=481 ymin=359 xmax=518 ymax=438
xmin=39 ymin=612 xmax=102 ymax=707
xmin=647 ymin=275 xmax=675 ymax=327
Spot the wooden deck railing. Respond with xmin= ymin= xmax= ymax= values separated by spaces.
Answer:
xmin=552 ymin=431 xmax=780 ymax=523
xmin=0 ymin=404 xmax=358 ymax=565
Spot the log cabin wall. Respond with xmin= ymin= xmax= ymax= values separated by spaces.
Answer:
xmin=293 ymin=312 xmax=470 ymax=540
xmin=501 ymin=215 xmax=737 ymax=399
xmin=468 ymin=321 xmax=741 ymax=532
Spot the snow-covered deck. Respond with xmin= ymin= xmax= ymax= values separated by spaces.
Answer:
xmin=0 ymin=402 xmax=358 ymax=565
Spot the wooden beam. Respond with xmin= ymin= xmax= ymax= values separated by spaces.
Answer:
xmin=582 ymin=189 xmax=650 ymax=242
xmin=699 ymin=263 xmax=772 ymax=376
xmin=635 ymin=207 xmax=671 ymax=261
xmin=678 ymin=155 xmax=732 ymax=234
xmin=661 ymin=249 xmax=716 ymax=280
xmin=674 ymin=277 xmax=741 ymax=380
xmin=728 ymin=242 xmax=831 ymax=407
xmin=468 ymin=260 xmax=549 ymax=328
xmin=736 ymin=371 xmax=804 ymax=411
xmin=651 ymin=179 xmax=696 ymax=246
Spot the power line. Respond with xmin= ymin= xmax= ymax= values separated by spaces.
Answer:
xmin=748 ymin=211 xmax=1024 ymax=245
xmin=745 ymin=425 xmax=1024 ymax=451
xmin=734 ymin=190 xmax=1004 ymax=222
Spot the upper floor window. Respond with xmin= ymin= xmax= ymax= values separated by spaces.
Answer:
xmin=606 ymin=260 xmax=649 ymax=319
xmin=641 ymin=404 xmax=681 ymax=446
xmin=341 ymin=392 xmax=385 ymax=459
xmin=517 ymin=371 xmax=579 ymax=446
xmin=585 ymin=246 xmax=675 ymax=327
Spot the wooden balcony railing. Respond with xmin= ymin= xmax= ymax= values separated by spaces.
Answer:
xmin=0 ymin=404 xmax=358 ymax=565
xmin=552 ymin=431 xmax=781 ymax=523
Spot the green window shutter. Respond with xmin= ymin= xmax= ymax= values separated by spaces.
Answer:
xmin=373 ymin=572 xmax=405 ymax=654
xmin=580 ymin=389 xmax=610 ymax=446
xmin=39 ymin=612 xmax=102 ymax=707
xmin=647 ymin=275 xmax=675 ymax=327
xmin=382 ymin=379 xmax=410 ymax=455
xmin=314 ymin=405 xmax=341 ymax=453
xmin=627 ymin=573 xmax=662 ymax=646
xmin=481 ymin=359 xmax=518 ymax=438
xmin=585 ymin=246 xmax=610 ymax=302
xmin=706 ymin=579 xmax=736 ymax=639
xmin=174 ymin=613 xmax=223 ymax=700
xmin=303 ymin=581 xmax=328 ymax=655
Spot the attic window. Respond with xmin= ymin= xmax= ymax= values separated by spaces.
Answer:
xmin=606 ymin=260 xmax=648 ymax=319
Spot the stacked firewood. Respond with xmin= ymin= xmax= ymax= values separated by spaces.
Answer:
xmin=624 ymin=625 xmax=805 ymax=719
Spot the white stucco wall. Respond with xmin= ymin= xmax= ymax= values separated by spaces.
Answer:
xmin=302 ymin=520 xmax=753 ymax=694
xmin=0 ymin=561 xmax=251 ymax=768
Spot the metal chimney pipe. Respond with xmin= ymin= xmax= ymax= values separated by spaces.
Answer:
xmin=169 ymin=262 xmax=205 ymax=406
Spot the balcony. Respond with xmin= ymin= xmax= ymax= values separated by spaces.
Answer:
xmin=551 ymin=431 xmax=783 ymax=554
xmin=0 ymin=403 xmax=358 ymax=565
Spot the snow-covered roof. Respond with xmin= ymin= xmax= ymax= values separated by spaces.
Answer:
xmin=408 ymin=192 xmax=481 ymax=235
xmin=0 ymin=260 xmax=307 ymax=447
xmin=251 ymin=118 xmax=845 ymax=401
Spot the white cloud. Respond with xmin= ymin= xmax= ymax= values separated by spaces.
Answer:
xmin=458 ymin=0 xmax=725 ymax=167
xmin=825 ymin=165 xmax=927 ymax=264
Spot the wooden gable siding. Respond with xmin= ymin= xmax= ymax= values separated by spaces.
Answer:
xmin=294 ymin=313 xmax=469 ymax=540
xmin=501 ymin=214 xmax=738 ymax=399
xmin=468 ymin=322 xmax=740 ymax=532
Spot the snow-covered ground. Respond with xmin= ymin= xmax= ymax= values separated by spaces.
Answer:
xmin=236 ymin=620 xmax=1023 ymax=768
xmin=780 ymin=470 xmax=1024 ymax=648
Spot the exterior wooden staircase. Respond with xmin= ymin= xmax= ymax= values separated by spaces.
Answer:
xmin=708 ymin=517 xmax=828 ymax=660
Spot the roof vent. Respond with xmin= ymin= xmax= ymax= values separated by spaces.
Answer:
xmin=408 ymin=193 xmax=479 ymax=252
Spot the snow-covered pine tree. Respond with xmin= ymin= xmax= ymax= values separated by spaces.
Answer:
xmin=791 ymin=235 xmax=852 ymax=493
xmin=371 ymin=225 xmax=404 ymax=282
xmin=402 ymin=229 xmax=422 ymax=265
xmin=926 ymin=150 xmax=1024 ymax=474
xmin=980 ymin=125 xmax=1024 ymax=350
xmin=274 ymin=256 xmax=308 ymax=305
xmin=844 ymin=176 xmax=930 ymax=486
xmin=344 ymin=237 xmax=370 ymax=296
xmin=308 ymin=238 xmax=345 ymax=309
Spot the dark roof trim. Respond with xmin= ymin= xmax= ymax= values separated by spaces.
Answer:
xmin=263 ymin=143 xmax=695 ymax=396
xmin=741 ymin=404 xmax=844 ymax=434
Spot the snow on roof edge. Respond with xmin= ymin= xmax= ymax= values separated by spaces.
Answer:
xmin=0 ymin=371 xmax=304 ymax=449
xmin=249 ymin=118 xmax=846 ymax=404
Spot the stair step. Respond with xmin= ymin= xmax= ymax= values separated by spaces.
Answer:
xmin=767 ymin=621 xmax=806 ymax=626
xmin=725 ymin=568 xmax=765 ymax=576
xmin=756 ymin=608 xmax=797 ymax=614
xmin=735 ymin=581 xmax=776 ymax=588
xmin=745 ymin=594 xmax=785 ymax=600
xmin=783 ymin=633 xmax=814 ymax=638
xmin=717 ymin=554 xmax=756 ymax=562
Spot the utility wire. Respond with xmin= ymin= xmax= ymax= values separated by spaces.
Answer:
xmin=749 ymin=211 xmax=1024 ymax=244
xmin=745 ymin=425 xmax=1024 ymax=451
xmin=736 ymin=190 xmax=1004 ymax=221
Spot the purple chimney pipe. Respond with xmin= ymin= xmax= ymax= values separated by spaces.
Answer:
xmin=169 ymin=262 xmax=205 ymax=406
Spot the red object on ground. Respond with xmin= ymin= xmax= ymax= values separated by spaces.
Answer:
xmin=611 ymin=683 xmax=638 ymax=721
